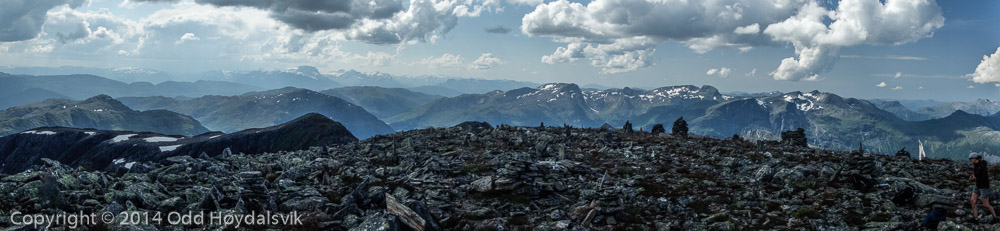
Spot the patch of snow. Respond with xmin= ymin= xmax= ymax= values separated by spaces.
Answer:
xmin=84 ymin=132 xmax=96 ymax=135
xmin=93 ymin=109 xmax=104 ymax=112
xmin=159 ymin=145 xmax=182 ymax=152
xmin=21 ymin=130 xmax=57 ymax=135
xmin=113 ymin=158 xmax=125 ymax=165
xmin=124 ymin=162 xmax=136 ymax=169
xmin=111 ymin=134 xmax=136 ymax=143
xmin=756 ymin=99 xmax=767 ymax=108
xmin=143 ymin=136 xmax=178 ymax=142
xmin=209 ymin=135 xmax=221 ymax=139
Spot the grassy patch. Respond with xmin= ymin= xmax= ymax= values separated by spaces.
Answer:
xmin=790 ymin=180 xmax=815 ymax=189
xmin=791 ymin=207 xmax=820 ymax=219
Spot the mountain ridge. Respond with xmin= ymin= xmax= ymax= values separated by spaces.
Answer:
xmin=0 ymin=113 xmax=357 ymax=174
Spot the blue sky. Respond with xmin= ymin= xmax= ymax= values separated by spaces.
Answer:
xmin=0 ymin=0 xmax=998 ymax=101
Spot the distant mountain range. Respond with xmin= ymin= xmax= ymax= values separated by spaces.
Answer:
xmin=320 ymin=86 xmax=443 ymax=119
xmin=871 ymin=98 xmax=999 ymax=121
xmin=388 ymin=83 xmax=731 ymax=130
xmin=0 ymin=88 xmax=68 ymax=110
xmin=0 ymin=113 xmax=356 ymax=174
xmin=119 ymin=88 xmax=393 ymax=139
xmin=0 ymin=70 xmax=996 ymax=161
xmin=197 ymin=66 xmax=539 ymax=97
xmin=0 ymin=65 xmax=538 ymax=98
xmin=0 ymin=66 xmax=176 ymax=83
xmin=0 ymin=72 xmax=261 ymax=100
xmin=0 ymin=95 xmax=209 ymax=137
xmin=389 ymin=83 xmax=1000 ymax=160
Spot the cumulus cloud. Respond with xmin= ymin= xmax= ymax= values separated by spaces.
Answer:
xmin=707 ymin=67 xmax=732 ymax=78
xmin=541 ymin=37 xmax=657 ymax=74
xmin=0 ymin=0 xmax=88 ymax=42
xmin=485 ymin=25 xmax=511 ymax=34
xmin=124 ymin=0 xmax=498 ymax=45
xmin=471 ymin=53 xmax=502 ymax=70
xmin=421 ymin=53 xmax=464 ymax=68
xmin=523 ymin=0 xmax=802 ymax=73
xmin=876 ymin=81 xmax=887 ymax=88
xmin=200 ymin=0 xmax=503 ymax=44
xmin=968 ymin=85 xmax=976 ymax=89
xmin=894 ymin=72 xmax=902 ymax=78
xmin=891 ymin=86 xmax=903 ymax=90
xmin=0 ymin=6 xmax=144 ymax=56
xmin=968 ymin=47 xmax=1000 ymax=84
xmin=522 ymin=0 xmax=944 ymax=78
xmin=764 ymin=0 xmax=944 ymax=80
xmin=176 ymin=32 xmax=199 ymax=44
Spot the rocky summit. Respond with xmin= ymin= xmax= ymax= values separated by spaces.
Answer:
xmin=0 ymin=125 xmax=993 ymax=230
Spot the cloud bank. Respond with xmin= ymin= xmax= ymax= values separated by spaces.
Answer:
xmin=522 ymin=0 xmax=944 ymax=79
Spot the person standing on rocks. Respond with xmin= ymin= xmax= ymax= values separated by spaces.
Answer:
xmin=970 ymin=155 xmax=998 ymax=221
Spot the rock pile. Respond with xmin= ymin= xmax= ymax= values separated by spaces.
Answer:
xmin=781 ymin=128 xmax=808 ymax=148
xmin=672 ymin=117 xmax=688 ymax=138
xmin=0 ymin=125 xmax=995 ymax=230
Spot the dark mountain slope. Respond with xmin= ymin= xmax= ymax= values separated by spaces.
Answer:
xmin=0 ymin=113 xmax=357 ymax=174
xmin=0 ymin=95 xmax=208 ymax=137
xmin=120 ymin=88 xmax=393 ymax=139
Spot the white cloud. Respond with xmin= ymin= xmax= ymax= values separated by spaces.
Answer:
xmin=0 ymin=7 xmax=143 ymax=56
xmin=0 ymin=0 xmax=88 ymax=42
xmin=505 ymin=0 xmax=544 ymax=5
xmin=523 ymin=0 xmax=796 ymax=72
xmin=541 ymin=37 xmax=657 ymax=74
xmin=968 ymin=85 xmax=976 ymax=89
xmin=891 ymin=86 xmax=903 ymax=90
xmin=876 ymin=81 xmax=887 ymax=87
xmin=733 ymin=23 xmax=760 ymax=35
xmin=471 ymin=53 xmax=503 ymax=70
xmin=421 ymin=53 xmax=465 ymax=68
xmin=894 ymin=72 xmax=902 ymax=78
xmin=707 ymin=67 xmax=732 ymax=78
xmin=764 ymin=0 xmax=944 ymax=81
xmin=176 ymin=33 xmax=199 ymax=44
xmin=0 ymin=2 xmax=419 ymax=70
xmin=541 ymin=42 xmax=585 ymax=64
xmin=124 ymin=0 xmax=502 ymax=45
xmin=520 ymin=0 xmax=944 ymax=78
xmin=968 ymin=47 xmax=1000 ymax=84
xmin=745 ymin=68 xmax=757 ymax=77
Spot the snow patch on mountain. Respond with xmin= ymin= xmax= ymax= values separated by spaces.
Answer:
xmin=144 ymin=136 xmax=178 ymax=142
xmin=111 ymin=134 xmax=136 ymax=143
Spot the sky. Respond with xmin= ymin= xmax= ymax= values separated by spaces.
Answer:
xmin=0 ymin=0 xmax=998 ymax=101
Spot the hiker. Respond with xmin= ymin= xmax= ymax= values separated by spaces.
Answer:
xmin=970 ymin=155 xmax=999 ymax=221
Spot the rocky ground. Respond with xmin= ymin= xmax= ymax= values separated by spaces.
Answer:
xmin=0 ymin=124 xmax=996 ymax=230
